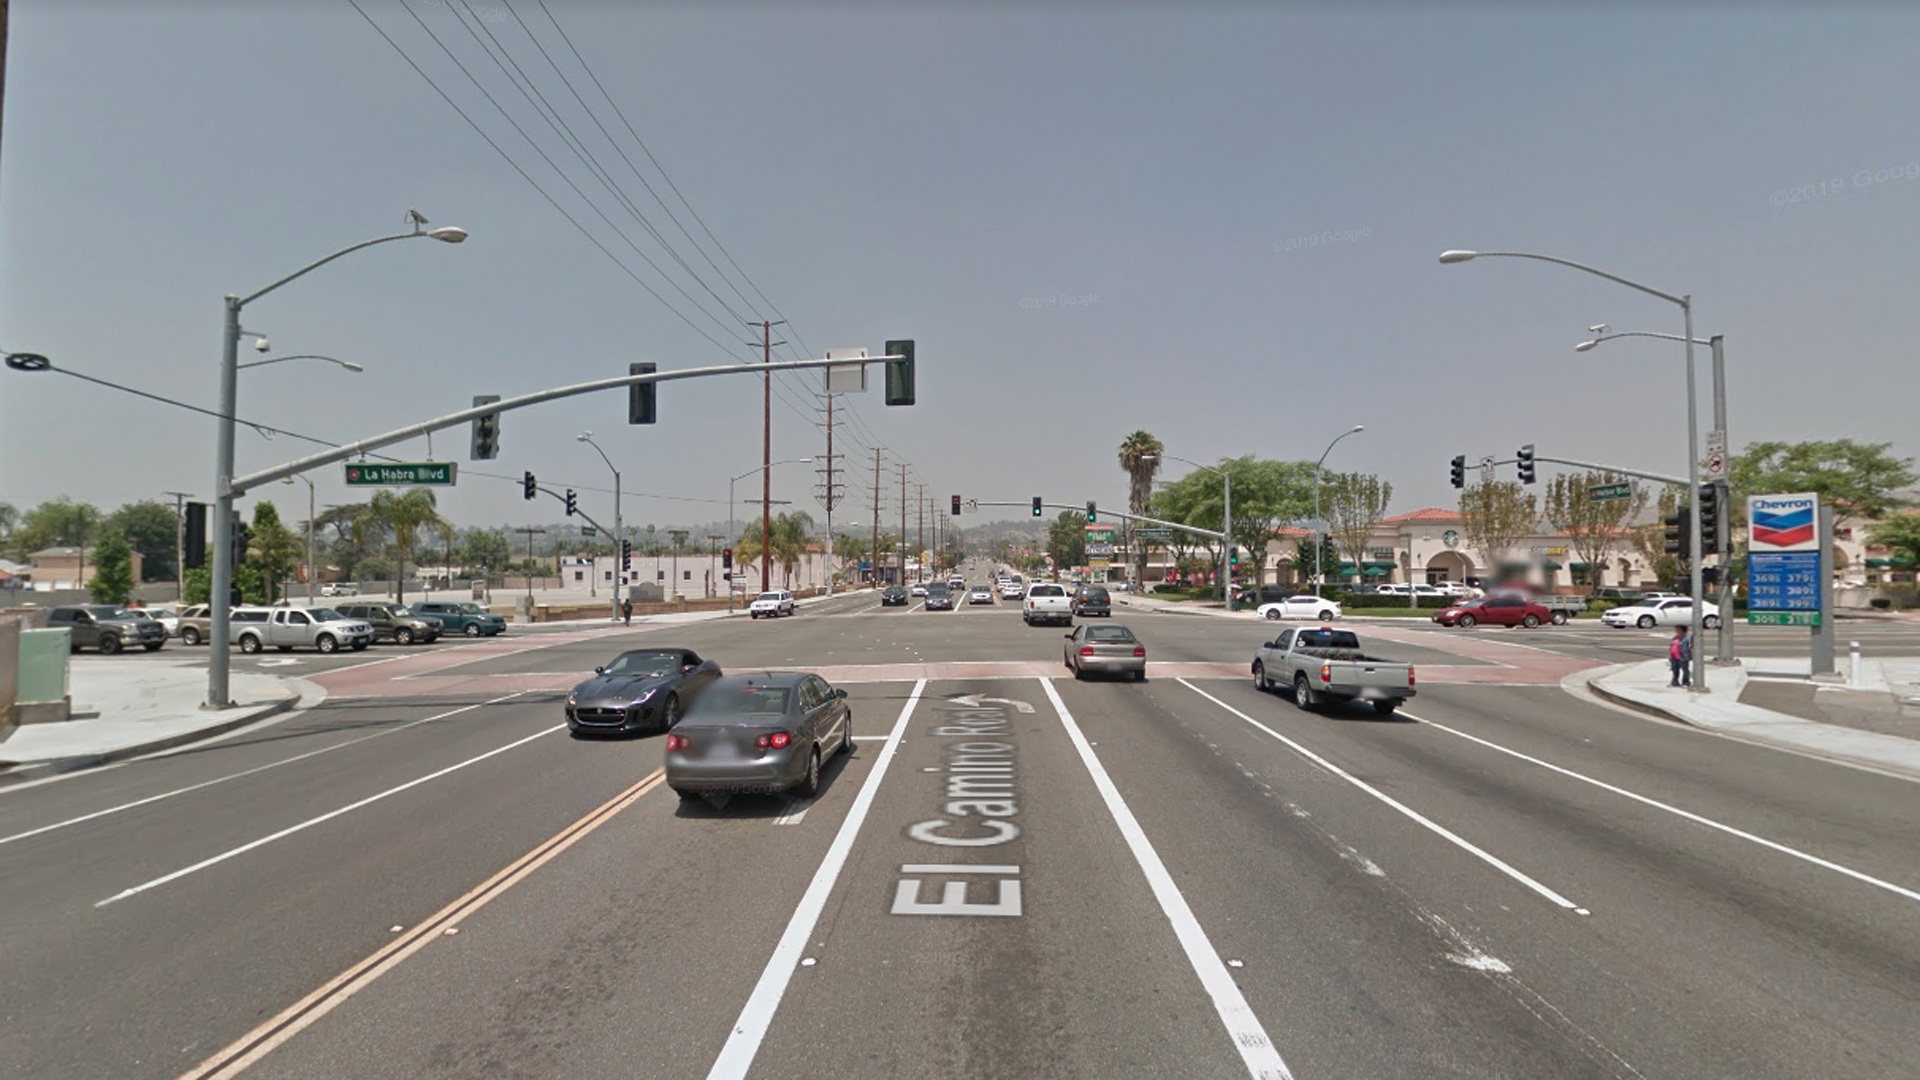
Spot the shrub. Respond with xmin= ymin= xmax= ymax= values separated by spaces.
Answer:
xmin=1870 ymin=598 xmax=1892 ymax=610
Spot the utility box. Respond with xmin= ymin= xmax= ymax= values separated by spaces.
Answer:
xmin=11 ymin=626 xmax=72 ymax=728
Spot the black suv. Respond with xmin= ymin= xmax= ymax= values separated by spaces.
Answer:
xmin=1072 ymin=585 xmax=1112 ymax=617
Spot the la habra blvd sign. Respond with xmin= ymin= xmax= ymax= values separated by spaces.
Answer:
xmin=344 ymin=462 xmax=457 ymax=486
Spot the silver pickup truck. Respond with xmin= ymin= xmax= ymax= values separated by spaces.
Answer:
xmin=1251 ymin=626 xmax=1416 ymax=715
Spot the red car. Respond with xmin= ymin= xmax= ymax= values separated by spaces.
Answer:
xmin=1431 ymin=596 xmax=1551 ymax=628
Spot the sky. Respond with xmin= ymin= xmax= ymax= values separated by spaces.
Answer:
xmin=4 ymin=1 xmax=1919 ymax=538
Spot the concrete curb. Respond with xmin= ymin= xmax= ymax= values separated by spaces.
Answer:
xmin=0 ymin=689 xmax=311 ymax=790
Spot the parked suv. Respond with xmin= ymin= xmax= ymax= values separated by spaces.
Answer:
xmin=47 ymin=605 xmax=168 ymax=654
xmin=230 ymin=605 xmax=373 ymax=654
xmin=337 ymin=602 xmax=442 ymax=645
xmin=176 ymin=604 xmax=215 ymax=645
xmin=412 ymin=601 xmax=508 ymax=637
xmin=320 ymin=582 xmax=359 ymax=597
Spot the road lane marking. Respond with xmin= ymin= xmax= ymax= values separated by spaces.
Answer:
xmin=1040 ymin=678 xmax=1295 ymax=1080
xmin=706 ymin=678 xmax=927 ymax=1080
xmin=1176 ymin=679 xmax=1585 ymax=914
xmin=0 ymin=694 xmax=528 ymax=847
xmin=173 ymin=768 xmax=664 ymax=1080
xmin=1405 ymin=710 xmax=1920 ymax=906
xmin=97 ymin=721 xmax=564 ymax=907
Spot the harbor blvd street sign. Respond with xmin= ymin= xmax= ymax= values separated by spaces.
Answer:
xmin=344 ymin=462 xmax=457 ymax=486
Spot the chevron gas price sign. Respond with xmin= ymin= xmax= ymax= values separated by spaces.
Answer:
xmin=1747 ymin=493 xmax=1822 ymax=626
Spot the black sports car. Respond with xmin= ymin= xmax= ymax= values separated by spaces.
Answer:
xmin=567 ymin=648 xmax=721 ymax=737
xmin=880 ymin=586 xmax=909 ymax=606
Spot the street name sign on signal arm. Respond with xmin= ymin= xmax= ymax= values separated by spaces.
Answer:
xmin=1137 ymin=528 xmax=1173 ymax=540
xmin=344 ymin=462 xmax=457 ymax=486
xmin=1588 ymin=482 xmax=1633 ymax=501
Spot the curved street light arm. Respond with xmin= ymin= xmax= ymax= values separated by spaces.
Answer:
xmin=1444 ymin=250 xmax=1687 ymax=307
xmin=237 ymin=354 xmax=363 ymax=372
xmin=237 ymin=230 xmax=451 ymax=309
xmin=1580 ymin=330 xmax=1713 ymax=348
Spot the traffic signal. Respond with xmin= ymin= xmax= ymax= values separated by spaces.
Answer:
xmin=1086 ymin=501 xmax=1097 ymax=523
xmin=523 ymin=471 xmax=537 ymax=500
xmin=951 ymin=494 xmax=962 ymax=516
xmin=1450 ymin=455 xmax=1466 ymax=489
xmin=470 ymin=395 xmax=501 ymax=460
xmin=621 ymin=540 xmax=633 ymax=570
xmin=1229 ymin=548 xmax=1239 ymax=567
xmin=183 ymin=502 xmax=207 ymax=568
xmin=1702 ymin=566 xmax=1722 ymax=588
xmin=722 ymin=547 xmax=733 ymax=569
xmin=1697 ymin=483 xmax=1722 ymax=555
xmin=564 ymin=489 xmax=578 ymax=517
xmin=629 ymin=362 xmax=657 ymax=424
xmin=231 ymin=515 xmax=252 ymax=568
xmin=1032 ymin=496 xmax=1043 ymax=517
xmin=884 ymin=339 xmax=915 ymax=406
xmin=1663 ymin=506 xmax=1693 ymax=556
xmin=1517 ymin=444 xmax=1536 ymax=485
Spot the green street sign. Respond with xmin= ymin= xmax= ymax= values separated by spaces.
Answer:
xmin=1748 ymin=610 xmax=1821 ymax=626
xmin=343 ymin=462 xmax=457 ymax=486
xmin=1137 ymin=528 xmax=1173 ymax=540
xmin=581 ymin=525 xmax=597 ymax=537
xmin=1588 ymin=482 xmax=1633 ymax=501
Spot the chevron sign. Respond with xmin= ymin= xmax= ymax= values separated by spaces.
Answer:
xmin=1749 ymin=493 xmax=1819 ymax=551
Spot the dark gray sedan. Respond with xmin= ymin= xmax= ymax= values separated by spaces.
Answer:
xmin=566 ymin=648 xmax=721 ymax=737
xmin=665 ymin=671 xmax=853 ymax=802
xmin=1064 ymin=623 xmax=1147 ymax=681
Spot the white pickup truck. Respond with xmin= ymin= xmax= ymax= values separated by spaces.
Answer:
xmin=1022 ymin=582 xmax=1073 ymax=626
xmin=1251 ymin=626 xmax=1417 ymax=716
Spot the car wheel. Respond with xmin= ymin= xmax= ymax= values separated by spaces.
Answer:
xmin=182 ymin=627 xmax=202 ymax=645
xmin=317 ymin=634 xmax=338 ymax=654
xmin=239 ymin=634 xmax=262 ymax=654
xmin=1373 ymin=700 xmax=1400 ymax=716
xmin=1293 ymin=674 xmax=1317 ymax=711
xmin=1264 ymin=609 xmax=1281 ymax=621
xmin=1132 ymin=668 xmax=1146 ymax=683
xmin=672 ymin=786 xmax=699 ymax=801
xmin=1637 ymin=615 xmax=1656 ymax=629
xmin=1522 ymin=614 xmax=1541 ymax=629
xmin=1072 ymin=659 xmax=1086 ymax=680
xmin=143 ymin=642 xmax=164 ymax=652
xmin=397 ymin=628 xmax=414 ymax=645
xmin=660 ymin=694 xmax=680 ymax=732
xmin=1318 ymin=610 xmax=1334 ymax=621
xmin=1253 ymin=661 xmax=1269 ymax=691
xmin=840 ymin=714 xmax=854 ymax=756
xmin=793 ymin=747 xmax=822 ymax=799
xmin=465 ymin=623 xmax=483 ymax=637
xmin=1550 ymin=611 xmax=1569 ymax=626
xmin=99 ymin=635 xmax=123 ymax=655
xmin=1457 ymin=614 xmax=1476 ymax=628
xmin=1703 ymin=615 xmax=1721 ymax=630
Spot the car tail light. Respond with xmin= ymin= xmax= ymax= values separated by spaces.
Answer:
xmin=1408 ymin=667 xmax=1417 ymax=687
xmin=755 ymin=731 xmax=793 ymax=750
xmin=1132 ymin=646 xmax=1146 ymax=658
xmin=1320 ymin=663 xmax=1332 ymax=683
xmin=665 ymin=733 xmax=690 ymax=752
xmin=1079 ymin=646 xmax=1095 ymax=657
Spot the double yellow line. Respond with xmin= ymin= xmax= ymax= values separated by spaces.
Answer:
xmin=176 ymin=768 xmax=666 ymax=1080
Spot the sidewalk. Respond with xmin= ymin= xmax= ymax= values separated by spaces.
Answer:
xmin=0 ymin=661 xmax=321 ymax=787
xmin=503 ymin=589 xmax=878 ymax=632
xmin=1585 ymin=657 xmax=1920 ymax=781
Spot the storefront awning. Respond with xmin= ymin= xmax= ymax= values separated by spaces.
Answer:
xmin=1867 ymin=557 xmax=1915 ymax=568
xmin=1362 ymin=566 xmax=1390 ymax=577
xmin=1570 ymin=562 xmax=1594 ymax=571
xmin=1541 ymin=561 xmax=1564 ymax=570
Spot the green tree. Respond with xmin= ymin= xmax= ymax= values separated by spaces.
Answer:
xmin=1867 ymin=513 xmax=1920 ymax=574
xmin=1047 ymin=511 xmax=1087 ymax=571
xmin=1459 ymin=480 xmax=1538 ymax=579
xmin=1220 ymin=457 xmax=1315 ymax=590
xmin=183 ymin=565 xmax=211 ymax=605
xmin=1118 ymin=430 xmax=1165 ymax=587
xmin=104 ymin=501 xmax=182 ymax=582
xmin=1325 ymin=472 xmax=1394 ymax=588
xmin=365 ymin=488 xmax=451 ymax=603
xmin=248 ymin=501 xmax=304 ymax=602
xmin=13 ymin=497 xmax=101 ymax=556
xmin=1630 ymin=485 xmax=1686 ymax=587
xmin=772 ymin=511 xmax=815 ymax=587
xmin=1731 ymin=439 xmax=1916 ymax=528
xmin=1544 ymin=472 xmax=1650 ymax=590
xmin=457 ymin=529 xmax=513 ymax=580
xmin=88 ymin=531 xmax=135 ymax=605
xmin=0 ymin=501 xmax=17 ymax=543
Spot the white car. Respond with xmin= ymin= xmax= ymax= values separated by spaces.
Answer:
xmin=968 ymin=584 xmax=995 ymax=605
xmin=998 ymin=580 xmax=1024 ymax=600
xmin=1256 ymin=595 xmax=1344 ymax=622
xmin=910 ymin=583 xmax=928 ymax=597
xmin=130 ymin=606 xmax=181 ymax=637
xmin=1437 ymin=582 xmax=1478 ymax=598
xmin=748 ymin=590 xmax=796 ymax=619
xmin=1601 ymin=597 xmax=1720 ymax=630
xmin=320 ymin=582 xmax=359 ymax=597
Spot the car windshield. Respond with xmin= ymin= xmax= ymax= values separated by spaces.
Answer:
xmin=1085 ymin=625 xmax=1135 ymax=642
xmin=459 ymin=604 xmax=485 ymax=614
xmin=603 ymin=652 xmax=683 ymax=677
xmin=694 ymin=685 xmax=791 ymax=716
xmin=1031 ymin=585 xmax=1064 ymax=597
xmin=928 ymin=584 xmax=949 ymax=593
xmin=1297 ymin=629 xmax=1363 ymax=649
xmin=1084 ymin=588 xmax=1109 ymax=600
xmin=756 ymin=593 xmax=781 ymax=601
xmin=308 ymin=608 xmax=345 ymax=622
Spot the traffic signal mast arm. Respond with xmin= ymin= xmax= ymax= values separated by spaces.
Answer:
xmin=227 ymin=354 xmax=906 ymax=497
xmin=534 ymin=484 xmax=614 ymax=541
xmin=967 ymin=501 xmax=1227 ymax=541
xmin=1465 ymin=452 xmax=1687 ymax=488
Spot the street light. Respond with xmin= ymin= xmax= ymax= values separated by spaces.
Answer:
xmin=1441 ymin=246 xmax=1706 ymax=692
xmin=576 ymin=431 xmax=624 ymax=621
xmin=728 ymin=457 xmax=813 ymax=613
xmin=239 ymin=353 xmax=366 ymax=373
xmin=281 ymin=474 xmax=318 ymax=604
xmin=1312 ymin=425 xmax=1366 ymax=597
xmin=1142 ymin=452 xmax=1234 ymax=609
xmin=207 ymin=216 xmax=465 ymax=708
xmin=1575 ymin=327 xmax=1733 ymax=664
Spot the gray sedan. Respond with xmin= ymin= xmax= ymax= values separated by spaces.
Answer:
xmin=665 ymin=671 xmax=853 ymax=802
xmin=1064 ymin=623 xmax=1147 ymax=681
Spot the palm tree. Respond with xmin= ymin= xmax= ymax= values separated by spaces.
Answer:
xmin=773 ymin=511 xmax=815 ymax=588
xmin=366 ymin=488 xmax=451 ymax=604
xmin=1118 ymin=430 xmax=1165 ymax=586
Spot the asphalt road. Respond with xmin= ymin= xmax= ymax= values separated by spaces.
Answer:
xmin=3 ymin=577 xmax=1917 ymax=1079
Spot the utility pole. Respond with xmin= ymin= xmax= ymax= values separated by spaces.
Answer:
xmin=752 ymin=318 xmax=786 ymax=593
xmin=706 ymin=533 xmax=723 ymax=598
xmin=899 ymin=462 xmax=909 ymax=587
xmin=870 ymin=448 xmax=883 ymax=587
xmin=164 ymin=490 xmax=193 ymax=601
xmin=916 ymin=485 xmax=925 ymax=584
xmin=823 ymin=393 xmax=835 ymax=595
xmin=516 ymin=526 xmax=545 ymax=603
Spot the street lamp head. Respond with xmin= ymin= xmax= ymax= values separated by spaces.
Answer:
xmin=1437 ymin=249 xmax=1478 ymax=264
xmin=1574 ymin=340 xmax=1600 ymax=353
xmin=1350 ymin=425 xmax=1365 ymax=433
xmin=576 ymin=431 xmax=594 ymax=442
xmin=1588 ymin=324 xmax=1609 ymax=334
xmin=341 ymin=361 xmax=365 ymax=373
xmin=425 ymin=226 xmax=468 ymax=244
xmin=253 ymin=336 xmax=271 ymax=353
